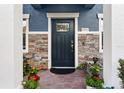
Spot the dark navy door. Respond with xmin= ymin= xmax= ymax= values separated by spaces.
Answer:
xmin=52 ymin=19 xmax=75 ymax=67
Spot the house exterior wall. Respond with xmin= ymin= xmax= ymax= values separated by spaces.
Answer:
xmin=23 ymin=4 xmax=103 ymax=68
xmin=23 ymin=4 xmax=103 ymax=31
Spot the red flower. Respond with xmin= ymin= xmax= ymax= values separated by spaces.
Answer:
xmin=28 ymin=74 xmax=40 ymax=81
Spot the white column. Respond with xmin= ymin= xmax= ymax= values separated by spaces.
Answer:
xmin=75 ymin=17 xmax=78 ymax=68
xmin=0 ymin=5 xmax=23 ymax=88
xmin=111 ymin=5 xmax=124 ymax=88
xmin=103 ymin=4 xmax=124 ymax=89
xmin=14 ymin=5 xmax=23 ymax=88
xmin=103 ymin=4 xmax=112 ymax=87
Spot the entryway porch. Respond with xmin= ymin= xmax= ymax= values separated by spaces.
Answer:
xmin=38 ymin=70 xmax=86 ymax=89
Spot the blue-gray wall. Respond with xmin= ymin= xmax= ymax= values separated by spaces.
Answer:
xmin=23 ymin=4 xmax=103 ymax=31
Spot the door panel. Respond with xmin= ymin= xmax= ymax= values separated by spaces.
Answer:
xmin=52 ymin=19 xmax=75 ymax=67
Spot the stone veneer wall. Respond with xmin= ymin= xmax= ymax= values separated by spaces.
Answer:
xmin=78 ymin=34 xmax=103 ymax=65
xmin=23 ymin=34 xmax=48 ymax=67
xmin=23 ymin=33 xmax=103 ymax=68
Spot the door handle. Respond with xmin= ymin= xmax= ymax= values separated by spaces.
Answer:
xmin=71 ymin=40 xmax=74 ymax=52
xmin=71 ymin=44 xmax=74 ymax=52
xmin=71 ymin=40 xmax=74 ymax=49
xmin=71 ymin=44 xmax=74 ymax=48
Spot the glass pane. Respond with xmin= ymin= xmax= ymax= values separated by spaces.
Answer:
xmin=56 ymin=23 xmax=69 ymax=32
xmin=23 ymin=33 xmax=26 ymax=49
xmin=23 ymin=19 xmax=27 ymax=50
xmin=102 ymin=32 xmax=103 ymax=49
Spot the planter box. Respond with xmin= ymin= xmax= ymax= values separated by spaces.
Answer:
xmin=86 ymin=86 xmax=96 ymax=89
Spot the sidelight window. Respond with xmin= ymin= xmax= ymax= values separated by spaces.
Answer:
xmin=23 ymin=14 xmax=30 ymax=53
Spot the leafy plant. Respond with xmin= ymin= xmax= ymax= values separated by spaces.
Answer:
xmin=23 ymin=62 xmax=38 ymax=76
xmin=86 ymin=75 xmax=104 ymax=89
xmin=22 ymin=80 xmax=38 ymax=89
xmin=89 ymin=64 xmax=102 ymax=75
xmin=77 ymin=62 xmax=87 ymax=70
xmin=118 ymin=59 xmax=124 ymax=88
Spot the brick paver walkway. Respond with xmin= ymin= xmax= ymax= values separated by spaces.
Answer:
xmin=38 ymin=70 xmax=86 ymax=89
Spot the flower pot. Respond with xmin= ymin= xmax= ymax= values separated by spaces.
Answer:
xmin=86 ymin=86 xmax=96 ymax=89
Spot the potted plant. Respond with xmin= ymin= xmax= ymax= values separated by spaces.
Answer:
xmin=86 ymin=57 xmax=104 ymax=89
xmin=22 ymin=67 xmax=40 ymax=89
xmin=118 ymin=59 xmax=124 ymax=88
xmin=86 ymin=75 xmax=104 ymax=89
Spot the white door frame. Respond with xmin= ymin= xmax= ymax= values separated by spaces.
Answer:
xmin=47 ymin=13 xmax=79 ymax=69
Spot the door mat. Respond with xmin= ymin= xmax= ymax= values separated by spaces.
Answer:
xmin=50 ymin=68 xmax=75 ymax=74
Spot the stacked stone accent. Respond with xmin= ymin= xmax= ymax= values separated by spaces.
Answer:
xmin=78 ymin=34 xmax=103 ymax=65
xmin=23 ymin=34 xmax=48 ymax=69
xmin=23 ymin=33 xmax=103 ymax=68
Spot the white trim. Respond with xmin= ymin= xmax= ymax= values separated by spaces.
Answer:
xmin=48 ymin=17 xmax=52 ymax=69
xmin=78 ymin=31 xmax=100 ymax=34
xmin=97 ymin=13 xmax=103 ymax=19
xmin=97 ymin=13 xmax=104 ymax=53
xmin=47 ymin=13 xmax=79 ymax=18
xmin=75 ymin=17 xmax=78 ymax=68
xmin=23 ymin=14 xmax=30 ymax=19
xmin=28 ymin=31 xmax=48 ymax=34
xmin=47 ymin=13 xmax=79 ymax=69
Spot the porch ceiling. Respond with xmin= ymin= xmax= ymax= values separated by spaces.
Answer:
xmin=31 ymin=4 xmax=95 ymax=10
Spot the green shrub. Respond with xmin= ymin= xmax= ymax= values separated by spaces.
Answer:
xmin=118 ymin=59 xmax=124 ymax=88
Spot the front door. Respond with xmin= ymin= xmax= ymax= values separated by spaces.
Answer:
xmin=52 ymin=19 xmax=75 ymax=68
